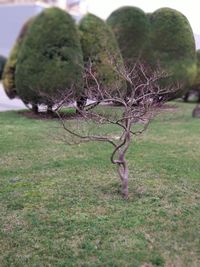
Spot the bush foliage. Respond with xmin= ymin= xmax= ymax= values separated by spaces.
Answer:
xmin=107 ymin=6 xmax=150 ymax=65
xmin=190 ymin=50 xmax=200 ymax=91
xmin=2 ymin=18 xmax=34 ymax=99
xmin=107 ymin=6 xmax=196 ymax=98
xmin=79 ymin=13 xmax=126 ymax=97
xmin=2 ymin=6 xmax=195 ymax=105
xmin=15 ymin=8 xmax=83 ymax=107
xmin=149 ymin=8 xmax=196 ymax=93
xmin=0 ymin=55 xmax=6 ymax=80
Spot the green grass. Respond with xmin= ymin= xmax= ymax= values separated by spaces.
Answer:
xmin=0 ymin=102 xmax=200 ymax=267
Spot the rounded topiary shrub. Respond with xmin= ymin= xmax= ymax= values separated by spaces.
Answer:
xmin=107 ymin=6 xmax=150 ymax=65
xmin=149 ymin=8 xmax=196 ymax=95
xmin=2 ymin=18 xmax=34 ymax=99
xmin=79 ymin=13 xmax=126 ymax=99
xmin=15 ymin=8 xmax=83 ymax=110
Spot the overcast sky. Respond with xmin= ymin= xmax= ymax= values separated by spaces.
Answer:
xmin=87 ymin=0 xmax=200 ymax=34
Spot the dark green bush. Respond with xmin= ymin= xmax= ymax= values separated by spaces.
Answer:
xmin=107 ymin=6 xmax=150 ymax=65
xmin=15 ymin=8 xmax=83 ymax=108
xmin=2 ymin=18 xmax=34 ymax=99
xmin=0 ymin=55 xmax=6 ymax=80
xmin=79 ymin=13 xmax=126 ymax=98
xmin=183 ymin=50 xmax=200 ymax=102
xmin=191 ymin=50 xmax=200 ymax=90
xmin=149 ymin=8 xmax=196 ymax=95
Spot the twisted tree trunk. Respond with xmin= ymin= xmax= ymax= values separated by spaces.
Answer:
xmin=118 ymin=161 xmax=129 ymax=199
xmin=112 ymin=118 xmax=131 ymax=199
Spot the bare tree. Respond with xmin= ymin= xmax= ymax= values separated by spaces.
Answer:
xmin=52 ymin=61 xmax=181 ymax=199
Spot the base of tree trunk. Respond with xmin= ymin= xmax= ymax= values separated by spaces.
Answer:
xmin=32 ymin=104 xmax=38 ymax=114
xmin=76 ymin=97 xmax=87 ymax=114
xmin=47 ymin=105 xmax=54 ymax=115
xmin=192 ymin=104 xmax=200 ymax=118
xmin=183 ymin=92 xmax=190 ymax=102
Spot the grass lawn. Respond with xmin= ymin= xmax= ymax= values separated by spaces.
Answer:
xmin=0 ymin=102 xmax=200 ymax=267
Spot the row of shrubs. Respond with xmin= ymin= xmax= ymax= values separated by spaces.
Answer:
xmin=108 ymin=7 xmax=197 ymax=95
xmin=2 ymin=8 xmax=126 ymax=113
xmin=1 ymin=6 xmax=199 ymax=113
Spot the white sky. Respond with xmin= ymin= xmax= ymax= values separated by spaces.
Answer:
xmin=87 ymin=0 xmax=199 ymax=34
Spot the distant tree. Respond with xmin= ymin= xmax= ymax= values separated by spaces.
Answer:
xmin=2 ymin=18 xmax=34 ymax=99
xmin=15 ymin=7 xmax=84 ymax=113
xmin=79 ymin=13 xmax=126 ymax=104
xmin=149 ymin=8 xmax=196 ymax=98
xmin=107 ymin=6 xmax=150 ymax=65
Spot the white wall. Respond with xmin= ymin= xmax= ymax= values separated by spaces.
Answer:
xmin=0 ymin=4 xmax=44 ymax=57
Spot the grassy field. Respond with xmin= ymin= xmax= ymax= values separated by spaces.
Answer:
xmin=0 ymin=102 xmax=200 ymax=267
